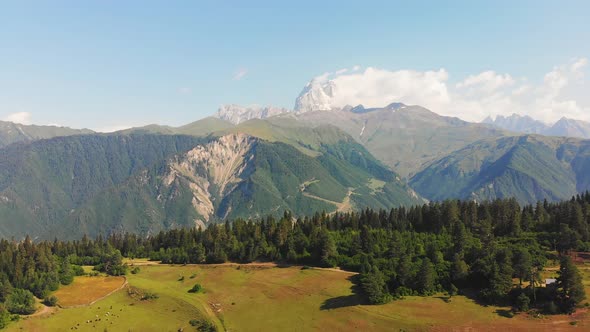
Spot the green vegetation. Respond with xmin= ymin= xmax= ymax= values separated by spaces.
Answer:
xmin=5 ymin=289 xmax=35 ymax=315
xmin=411 ymin=135 xmax=590 ymax=204
xmin=295 ymin=104 xmax=508 ymax=178
xmin=0 ymin=120 xmax=93 ymax=148
xmin=43 ymin=295 xmax=58 ymax=307
xmin=0 ymin=134 xmax=210 ymax=239
xmin=188 ymin=284 xmax=202 ymax=293
xmin=0 ymin=131 xmax=420 ymax=240
xmin=6 ymin=262 xmax=590 ymax=331
xmin=189 ymin=318 xmax=217 ymax=332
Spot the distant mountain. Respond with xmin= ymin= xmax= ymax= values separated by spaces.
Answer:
xmin=0 ymin=120 xmax=93 ymax=147
xmin=544 ymin=117 xmax=590 ymax=139
xmin=294 ymin=78 xmax=336 ymax=113
xmin=116 ymin=117 xmax=234 ymax=136
xmin=482 ymin=114 xmax=548 ymax=134
xmin=483 ymin=114 xmax=590 ymax=139
xmin=294 ymin=104 xmax=507 ymax=178
xmin=410 ymin=135 xmax=590 ymax=204
xmin=0 ymin=131 xmax=421 ymax=239
xmin=214 ymin=104 xmax=290 ymax=124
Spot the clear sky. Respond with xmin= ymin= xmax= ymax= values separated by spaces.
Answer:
xmin=1 ymin=0 xmax=589 ymax=131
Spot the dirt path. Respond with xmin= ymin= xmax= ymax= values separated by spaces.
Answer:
xmin=302 ymin=188 xmax=354 ymax=213
xmin=29 ymin=303 xmax=57 ymax=317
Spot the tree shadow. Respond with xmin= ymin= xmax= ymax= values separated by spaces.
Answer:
xmin=434 ymin=296 xmax=452 ymax=303
xmin=457 ymin=288 xmax=516 ymax=318
xmin=320 ymin=275 xmax=367 ymax=310
xmin=494 ymin=309 xmax=514 ymax=318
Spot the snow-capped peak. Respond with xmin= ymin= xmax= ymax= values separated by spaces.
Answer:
xmin=294 ymin=78 xmax=336 ymax=113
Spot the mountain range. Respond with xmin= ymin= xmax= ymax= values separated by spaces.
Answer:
xmin=483 ymin=113 xmax=590 ymax=139
xmin=1 ymin=78 xmax=590 ymax=239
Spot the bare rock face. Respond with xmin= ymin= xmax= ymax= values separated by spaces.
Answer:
xmin=162 ymin=133 xmax=256 ymax=225
xmin=214 ymin=104 xmax=289 ymax=124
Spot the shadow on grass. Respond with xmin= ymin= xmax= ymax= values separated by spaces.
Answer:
xmin=434 ymin=296 xmax=452 ymax=303
xmin=494 ymin=309 xmax=514 ymax=318
xmin=459 ymin=288 xmax=516 ymax=318
xmin=320 ymin=275 xmax=367 ymax=310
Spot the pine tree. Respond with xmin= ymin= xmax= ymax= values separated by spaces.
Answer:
xmin=360 ymin=267 xmax=391 ymax=304
xmin=417 ymin=258 xmax=436 ymax=295
xmin=556 ymin=256 xmax=586 ymax=314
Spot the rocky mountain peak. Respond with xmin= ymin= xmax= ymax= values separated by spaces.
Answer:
xmin=215 ymin=104 xmax=289 ymax=125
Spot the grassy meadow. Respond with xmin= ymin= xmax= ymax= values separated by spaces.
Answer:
xmin=6 ymin=262 xmax=590 ymax=331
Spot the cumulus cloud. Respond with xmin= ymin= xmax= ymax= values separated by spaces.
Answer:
xmin=456 ymin=71 xmax=515 ymax=93
xmin=316 ymin=67 xmax=451 ymax=112
xmin=303 ymin=58 xmax=589 ymax=123
xmin=3 ymin=112 xmax=32 ymax=125
xmin=232 ymin=68 xmax=248 ymax=81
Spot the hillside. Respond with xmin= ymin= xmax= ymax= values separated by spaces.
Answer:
xmin=0 ymin=131 xmax=420 ymax=239
xmin=410 ymin=135 xmax=590 ymax=203
xmin=0 ymin=120 xmax=93 ymax=147
xmin=0 ymin=134 xmax=210 ymax=238
xmin=294 ymin=104 xmax=508 ymax=177
xmin=70 ymin=133 xmax=421 ymax=238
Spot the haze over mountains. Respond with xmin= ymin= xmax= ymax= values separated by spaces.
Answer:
xmin=483 ymin=114 xmax=590 ymax=139
xmin=1 ymin=77 xmax=590 ymax=239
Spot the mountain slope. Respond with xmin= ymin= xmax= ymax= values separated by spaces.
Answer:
xmin=70 ymin=133 xmax=421 ymax=238
xmin=410 ymin=135 xmax=590 ymax=204
xmin=0 ymin=131 xmax=420 ymax=239
xmin=0 ymin=134 xmax=210 ymax=238
xmin=294 ymin=104 xmax=508 ymax=177
xmin=116 ymin=117 xmax=234 ymax=136
xmin=545 ymin=117 xmax=590 ymax=139
xmin=0 ymin=120 xmax=93 ymax=147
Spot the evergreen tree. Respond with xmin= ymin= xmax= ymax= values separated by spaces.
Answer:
xmin=360 ymin=267 xmax=391 ymax=304
xmin=417 ymin=258 xmax=436 ymax=295
xmin=556 ymin=256 xmax=586 ymax=313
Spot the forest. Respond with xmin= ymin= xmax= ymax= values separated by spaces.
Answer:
xmin=1 ymin=193 xmax=590 ymax=327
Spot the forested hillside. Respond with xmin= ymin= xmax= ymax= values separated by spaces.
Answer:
xmin=0 ymin=134 xmax=210 ymax=238
xmin=0 ymin=132 xmax=420 ymax=239
xmin=411 ymin=135 xmax=590 ymax=204
xmin=0 ymin=121 xmax=93 ymax=148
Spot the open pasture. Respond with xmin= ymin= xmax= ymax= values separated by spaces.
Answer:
xmin=7 ymin=263 xmax=590 ymax=331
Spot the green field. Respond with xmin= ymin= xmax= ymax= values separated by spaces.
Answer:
xmin=8 ymin=263 xmax=590 ymax=332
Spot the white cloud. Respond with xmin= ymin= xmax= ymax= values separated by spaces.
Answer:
xmin=232 ymin=68 xmax=248 ymax=81
xmin=178 ymin=87 xmax=192 ymax=94
xmin=335 ymin=68 xmax=349 ymax=75
xmin=313 ymin=67 xmax=451 ymax=111
xmin=3 ymin=112 xmax=32 ymax=125
xmin=94 ymin=124 xmax=133 ymax=133
xmin=456 ymin=71 xmax=515 ymax=93
xmin=304 ymin=57 xmax=590 ymax=123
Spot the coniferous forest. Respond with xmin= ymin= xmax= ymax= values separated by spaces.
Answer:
xmin=2 ymin=193 xmax=590 ymax=326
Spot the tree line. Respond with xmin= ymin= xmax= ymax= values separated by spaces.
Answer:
xmin=1 ymin=192 xmax=589 ymax=326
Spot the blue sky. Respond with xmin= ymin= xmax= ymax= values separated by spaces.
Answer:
xmin=1 ymin=1 xmax=589 ymax=130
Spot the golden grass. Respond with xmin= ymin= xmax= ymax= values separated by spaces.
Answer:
xmin=53 ymin=276 xmax=126 ymax=307
xmin=8 ymin=263 xmax=590 ymax=331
